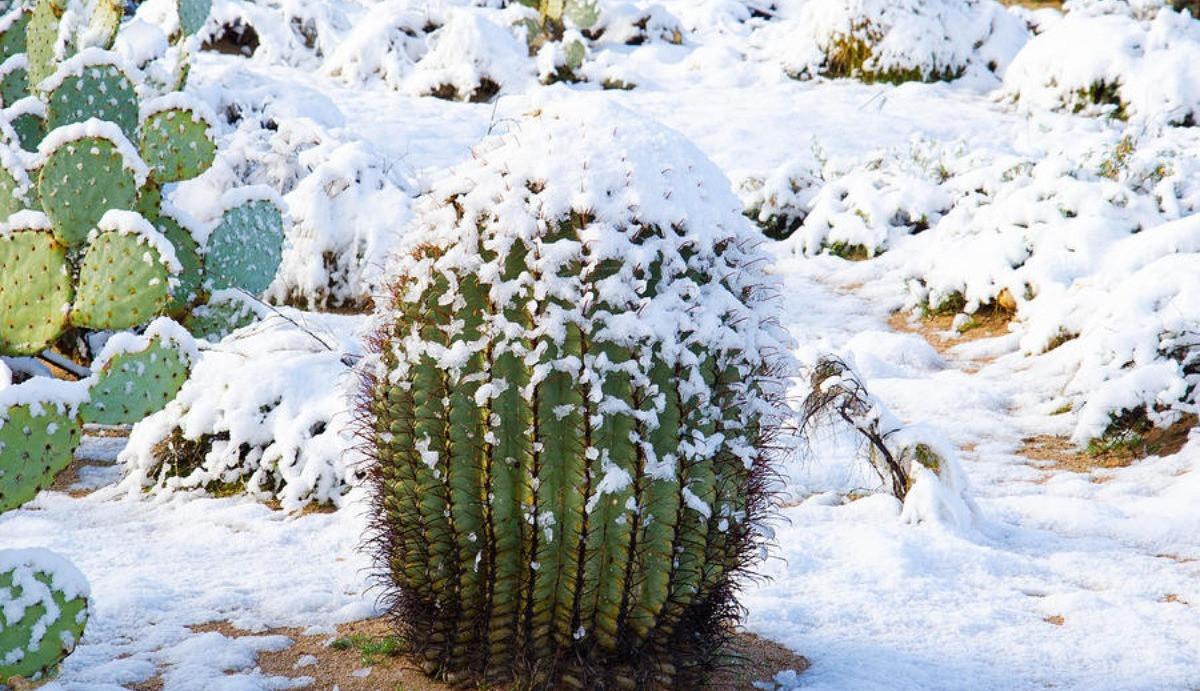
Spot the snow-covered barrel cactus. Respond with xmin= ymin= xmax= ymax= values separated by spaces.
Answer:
xmin=359 ymin=100 xmax=793 ymax=688
xmin=0 ymin=548 xmax=90 ymax=682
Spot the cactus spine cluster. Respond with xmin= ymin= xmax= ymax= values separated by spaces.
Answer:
xmin=0 ymin=549 xmax=90 ymax=683
xmin=0 ymin=0 xmax=286 ymax=515
xmin=361 ymin=103 xmax=789 ymax=689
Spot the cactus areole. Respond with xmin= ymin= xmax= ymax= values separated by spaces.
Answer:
xmin=359 ymin=101 xmax=793 ymax=689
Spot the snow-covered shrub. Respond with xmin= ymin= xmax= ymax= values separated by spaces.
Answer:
xmin=120 ymin=313 xmax=366 ymax=511
xmin=266 ymin=141 xmax=415 ymax=311
xmin=1003 ymin=0 xmax=1200 ymax=125
xmin=739 ymin=160 xmax=823 ymax=240
xmin=0 ymin=549 xmax=90 ymax=681
xmin=359 ymin=98 xmax=793 ymax=687
xmin=801 ymin=356 xmax=980 ymax=530
xmin=199 ymin=0 xmax=355 ymax=66
xmin=321 ymin=2 xmax=431 ymax=90
xmin=405 ymin=9 xmax=532 ymax=101
xmin=753 ymin=0 xmax=1028 ymax=84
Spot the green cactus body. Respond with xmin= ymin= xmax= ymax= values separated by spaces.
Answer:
xmin=0 ymin=145 xmax=31 ymax=220
xmin=71 ymin=210 xmax=177 ymax=330
xmin=362 ymin=103 xmax=790 ymax=688
xmin=0 ymin=6 xmax=30 ymax=62
xmin=0 ymin=53 xmax=28 ymax=106
xmin=181 ymin=289 xmax=261 ymax=341
xmin=8 ymin=95 xmax=45 ymax=151
xmin=0 ymin=387 xmax=84 ymax=512
xmin=203 ymin=193 xmax=284 ymax=296
xmin=176 ymin=0 xmax=211 ymax=37
xmin=24 ymin=0 xmax=60 ymax=89
xmin=0 ymin=215 xmax=72 ymax=356
xmin=0 ymin=549 xmax=90 ymax=681
xmin=156 ymin=212 xmax=203 ymax=314
xmin=79 ymin=318 xmax=195 ymax=424
xmin=37 ymin=123 xmax=145 ymax=248
xmin=138 ymin=100 xmax=215 ymax=183
xmin=44 ymin=52 xmax=138 ymax=141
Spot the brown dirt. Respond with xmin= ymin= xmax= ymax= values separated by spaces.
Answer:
xmin=887 ymin=305 xmax=1012 ymax=373
xmin=1019 ymin=414 xmax=1197 ymax=480
xmin=1043 ymin=615 xmax=1065 ymax=626
xmin=128 ymin=619 xmax=808 ymax=690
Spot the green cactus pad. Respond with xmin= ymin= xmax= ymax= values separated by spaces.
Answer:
xmin=83 ymin=0 xmax=122 ymax=52
xmin=80 ymin=322 xmax=194 ymax=425
xmin=0 ymin=550 xmax=90 ymax=681
xmin=0 ymin=399 xmax=82 ymax=513
xmin=24 ymin=0 xmax=60 ymax=89
xmin=45 ymin=57 xmax=139 ymax=141
xmin=203 ymin=197 xmax=284 ymax=296
xmin=71 ymin=225 xmax=173 ymax=331
xmin=0 ymin=223 xmax=72 ymax=356
xmin=139 ymin=104 xmax=215 ymax=183
xmin=182 ymin=290 xmax=260 ymax=341
xmin=0 ymin=8 xmax=29 ymax=64
xmin=0 ymin=147 xmax=30 ymax=220
xmin=158 ymin=214 xmax=202 ymax=313
xmin=0 ymin=56 xmax=27 ymax=106
xmin=9 ymin=103 xmax=43 ymax=152
xmin=177 ymin=0 xmax=211 ymax=36
xmin=37 ymin=129 xmax=142 ymax=248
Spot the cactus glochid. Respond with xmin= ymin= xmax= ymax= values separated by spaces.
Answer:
xmin=359 ymin=102 xmax=792 ymax=688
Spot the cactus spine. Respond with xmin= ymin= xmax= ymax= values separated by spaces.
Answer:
xmin=361 ymin=103 xmax=790 ymax=688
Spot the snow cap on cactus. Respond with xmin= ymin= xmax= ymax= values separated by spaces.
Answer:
xmin=363 ymin=96 xmax=794 ymax=687
xmin=0 ymin=548 xmax=90 ymax=679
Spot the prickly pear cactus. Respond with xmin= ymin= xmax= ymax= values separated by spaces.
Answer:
xmin=79 ymin=317 xmax=196 ymax=424
xmin=138 ymin=96 xmax=215 ymax=183
xmin=37 ymin=120 xmax=145 ymax=248
xmin=361 ymin=102 xmax=791 ymax=688
xmin=71 ymin=210 xmax=179 ymax=330
xmin=0 ymin=212 xmax=71 ymax=356
xmin=43 ymin=50 xmax=138 ymax=140
xmin=0 ymin=549 xmax=90 ymax=682
xmin=0 ymin=378 xmax=86 ymax=512
xmin=204 ymin=190 xmax=285 ymax=295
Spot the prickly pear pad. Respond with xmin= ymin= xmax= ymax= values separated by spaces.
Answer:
xmin=362 ymin=98 xmax=794 ymax=687
xmin=71 ymin=214 xmax=176 ymax=330
xmin=0 ymin=548 xmax=90 ymax=681
xmin=176 ymin=0 xmax=213 ymax=37
xmin=0 ymin=216 xmax=72 ymax=356
xmin=203 ymin=191 xmax=284 ymax=296
xmin=37 ymin=121 xmax=146 ymax=248
xmin=44 ymin=50 xmax=139 ymax=141
xmin=0 ymin=53 xmax=27 ymax=106
xmin=80 ymin=317 xmax=195 ymax=425
xmin=138 ymin=98 xmax=216 ymax=183
xmin=0 ymin=378 xmax=87 ymax=513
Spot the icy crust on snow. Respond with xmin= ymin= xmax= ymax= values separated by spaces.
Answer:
xmin=1004 ymin=0 xmax=1200 ymax=125
xmin=119 ymin=312 xmax=367 ymax=511
xmin=0 ymin=548 xmax=89 ymax=663
xmin=265 ymin=140 xmax=414 ymax=310
xmin=35 ymin=118 xmax=151 ymax=186
xmin=750 ymin=0 xmax=1029 ymax=83
xmin=372 ymin=97 xmax=794 ymax=515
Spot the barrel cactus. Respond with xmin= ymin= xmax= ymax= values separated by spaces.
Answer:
xmin=0 ymin=548 xmax=90 ymax=683
xmin=360 ymin=101 xmax=792 ymax=688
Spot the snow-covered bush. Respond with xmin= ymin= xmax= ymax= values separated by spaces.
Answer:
xmin=199 ymin=0 xmax=355 ymax=67
xmin=267 ymin=141 xmax=414 ymax=310
xmin=1004 ymin=0 xmax=1200 ymax=125
xmin=321 ymin=2 xmax=431 ymax=90
xmin=120 ymin=313 xmax=366 ymax=511
xmin=753 ymin=0 xmax=1028 ymax=84
xmin=359 ymin=98 xmax=794 ymax=687
xmin=801 ymin=356 xmax=980 ymax=530
xmin=405 ymin=9 xmax=532 ymax=101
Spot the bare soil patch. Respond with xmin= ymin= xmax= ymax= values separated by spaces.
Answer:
xmin=887 ymin=306 xmax=1011 ymax=372
xmin=129 ymin=619 xmax=807 ymax=690
xmin=1019 ymin=414 xmax=1197 ymax=478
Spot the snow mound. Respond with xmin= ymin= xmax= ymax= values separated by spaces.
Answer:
xmin=321 ymin=2 xmax=430 ymax=90
xmin=1003 ymin=0 xmax=1200 ymax=125
xmin=752 ymin=0 xmax=1028 ymax=83
xmin=404 ymin=9 xmax=533 ymax=101
xmin=119 ymin=313 xmax=368 ymax=511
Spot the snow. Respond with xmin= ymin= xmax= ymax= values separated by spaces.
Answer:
xmin=4 ymin=0 xmax=1200 ymax=688
xmin=36 ymin=46 xmax=141 ymax=95
xmin=34 ymin=117 xmax=151 ymax=186
xmin=89 ymin=210 xmax=184 ymax=275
